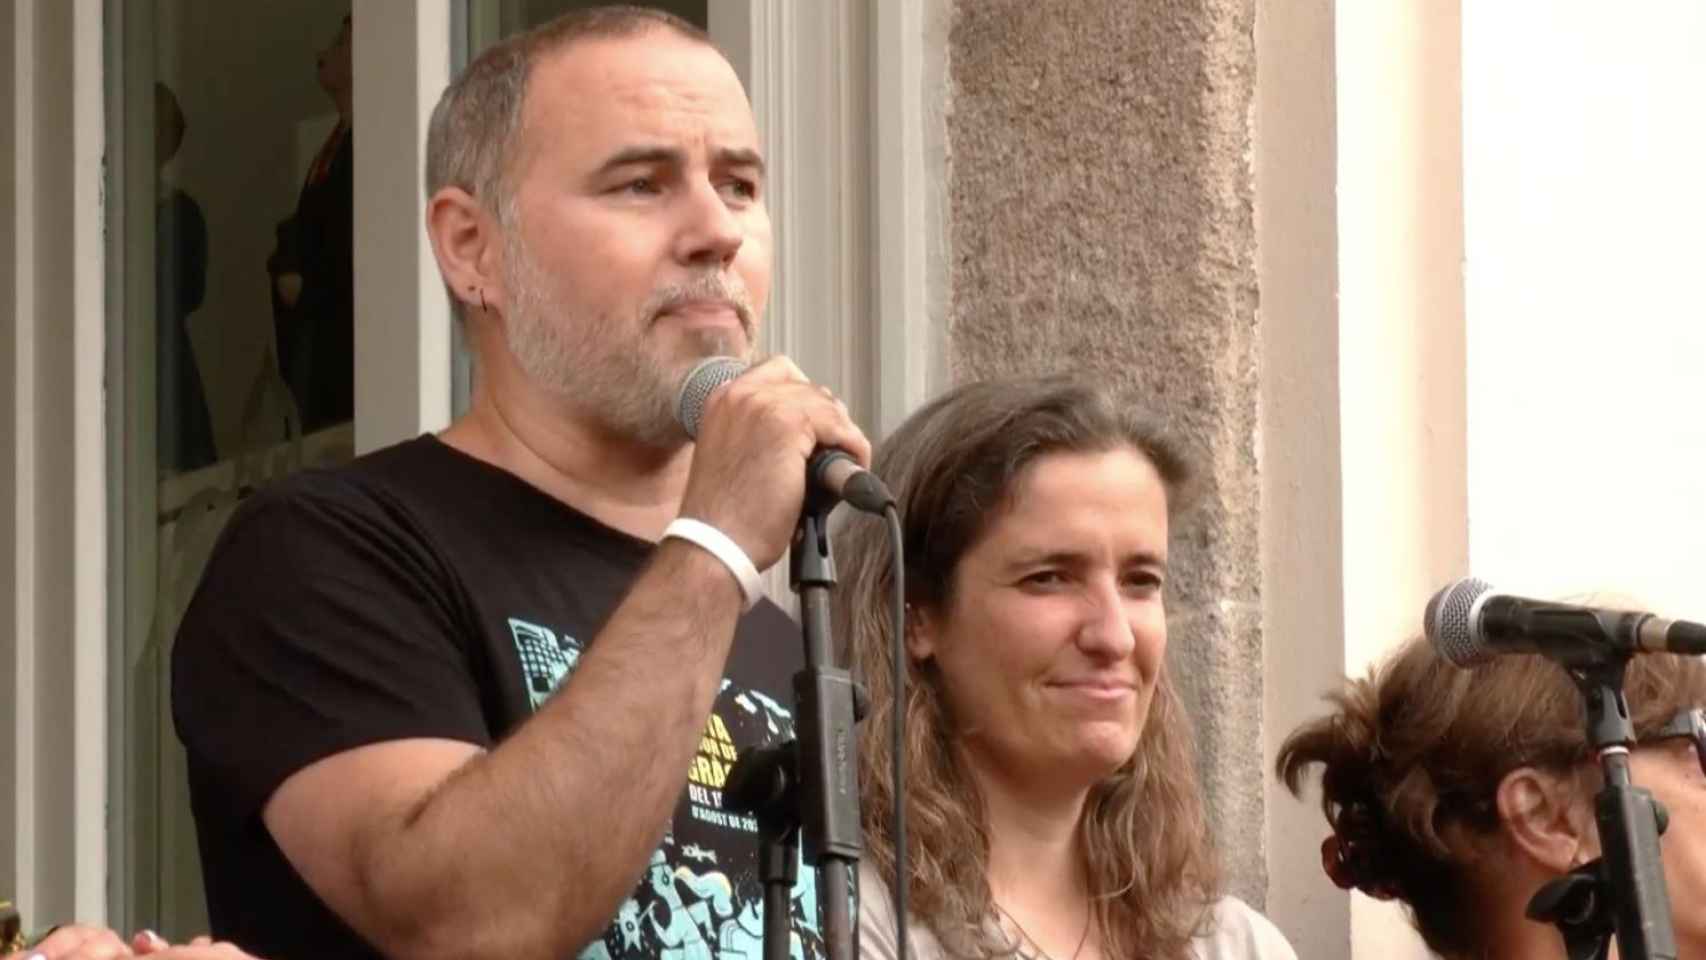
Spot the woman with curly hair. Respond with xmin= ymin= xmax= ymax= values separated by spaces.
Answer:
xmin=836 ymin=376 xmax=1295 ymax=960
xmin=1278 ymin=627 xmax=1706 ymax=958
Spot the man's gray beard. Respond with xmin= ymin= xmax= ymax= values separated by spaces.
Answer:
xmin=502 ymin=245 xmax=746 ymax=449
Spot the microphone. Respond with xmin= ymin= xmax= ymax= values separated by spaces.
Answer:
xmin=1424 ymin=577 xmax=1706 ymax=667
xmin=675 ymin=356 xmax=895 ymax=515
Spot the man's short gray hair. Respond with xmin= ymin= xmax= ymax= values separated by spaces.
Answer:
xmin=425 ymin=5 xmax=712 ymax=227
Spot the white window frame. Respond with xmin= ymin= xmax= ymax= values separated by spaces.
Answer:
xmin=4 ymin=0 xmax=109 ymax=926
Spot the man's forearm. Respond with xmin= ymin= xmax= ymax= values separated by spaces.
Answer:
xmin=360 ymin=542 xmax=747 ymax=959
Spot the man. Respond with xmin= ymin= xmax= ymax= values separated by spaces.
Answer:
xmin=172 ymin=8 xmax=868 ymax=960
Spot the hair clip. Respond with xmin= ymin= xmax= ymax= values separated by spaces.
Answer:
xmin=1321 ymin=834 xmax=1400 ymax=901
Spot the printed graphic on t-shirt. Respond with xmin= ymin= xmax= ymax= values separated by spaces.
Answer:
xmin=507 ymin=617 xmax=825 ymax=960
xmin=509 ymin=618 xmax=579 ymax=710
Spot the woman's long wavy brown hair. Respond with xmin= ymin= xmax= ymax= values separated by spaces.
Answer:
xmin=835 ymin=376 xmax=1220 ymax=960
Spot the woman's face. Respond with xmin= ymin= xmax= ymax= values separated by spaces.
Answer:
xmin=910 ymin=447 xmax=1171 ymax=789
xmin=1628 ymin=723 xmax=1706 ymax=952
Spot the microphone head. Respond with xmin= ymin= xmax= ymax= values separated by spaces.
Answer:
xmin=675 ymin=356 xmax=748 ymax=439
xmin=1425 ymin=577 xmax=1495 ymax=666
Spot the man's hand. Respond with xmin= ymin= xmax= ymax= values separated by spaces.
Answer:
xmin=677 ymin=356 xmax=872 ymax=571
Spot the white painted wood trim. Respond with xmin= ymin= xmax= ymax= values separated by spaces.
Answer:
xmin=871 ymin=0 xmax=947 ymax=436
xmin=718 ymin=0 xmax=944 ymax=437
xmin=353 ymin=0 xmax=454 ymax=452
xmin=799 ymin=1 xmax=870 ymax=422
xmin=753 ymin=0 xmax=799 ymax=364
xmin=3 ymin=0 xmax=111 ymax=923
xmin=710 ymin=1 xmax=877 ymax=610
xmin=710 ymin=1 xmax=798 ymax=367
xmin=711 ymin=1 xmax=878 ymax=420
xmin=3 ymin=0 xmax=42 ymax=918
xmin=71 ymin=0 xmax=108 ymax=922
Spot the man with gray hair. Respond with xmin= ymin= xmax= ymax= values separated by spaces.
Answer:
xmin=173 ymin=7 xmax=866 ymax=959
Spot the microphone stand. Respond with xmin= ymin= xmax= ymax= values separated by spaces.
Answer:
xmin=724 ymin=493 xmax=864 ymax=960
xmin=1527 ymin=653 xmax=1677 ymax=960
xmin=723 ymin=741 xmax=801 ymax=960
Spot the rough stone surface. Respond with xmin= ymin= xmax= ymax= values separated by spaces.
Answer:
xmin=945 ymin=0 xmax=1265 ymax=904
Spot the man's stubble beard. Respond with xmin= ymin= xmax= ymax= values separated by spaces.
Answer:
xmin=501 ymin=233 xmax=755 ymax=449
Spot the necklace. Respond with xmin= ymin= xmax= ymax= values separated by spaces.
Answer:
xmin=993 ymin=901 xmax=1092 ymax=960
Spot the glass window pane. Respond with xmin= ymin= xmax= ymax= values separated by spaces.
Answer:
xmin=155 ymin=4 xmax=358 ymax=465
xmin=114 ymin=0 xmax=360 ymax=941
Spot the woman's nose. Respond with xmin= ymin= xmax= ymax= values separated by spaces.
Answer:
xmin=1076 ymin=579 xmax=1135 ymax=661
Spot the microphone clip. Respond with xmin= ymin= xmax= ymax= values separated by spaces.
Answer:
xmin=1528 ymin=861 xmax=1615 ymax=960
xmin=1537 ymin=658 xmax=1680 ymax=960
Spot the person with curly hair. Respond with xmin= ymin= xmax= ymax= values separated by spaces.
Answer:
xmin=837 ymin=376 xmax=1296 ymax=960
xmin=1278 ymin=626 xmax=1706 ymax=958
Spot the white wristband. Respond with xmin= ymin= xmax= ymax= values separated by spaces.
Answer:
xmin=661 ymin=517 xmax=763 ymax=612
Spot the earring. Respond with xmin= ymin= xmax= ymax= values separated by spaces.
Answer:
xmin=479 ymin=287 xmax=488 ymax=312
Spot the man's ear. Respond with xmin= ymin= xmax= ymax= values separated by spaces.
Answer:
xmin=1496 ymin=766 xmax=1595 ymax=871
xmin=425 ymin=185 xmax=507 ymax=318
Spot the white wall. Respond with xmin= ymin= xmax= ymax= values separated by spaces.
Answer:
xmin=1260 ymin=2 xmax=1466 ymax=957
xmin=1464 ymin=1 xmax=1706 ymax=616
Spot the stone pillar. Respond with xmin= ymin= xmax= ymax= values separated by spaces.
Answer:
xmin=944 ymin=0 xmax=1267 ymax=904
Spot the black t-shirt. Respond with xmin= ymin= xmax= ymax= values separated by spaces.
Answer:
xmin=172 ymin=436 xmax=820 ymax=960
